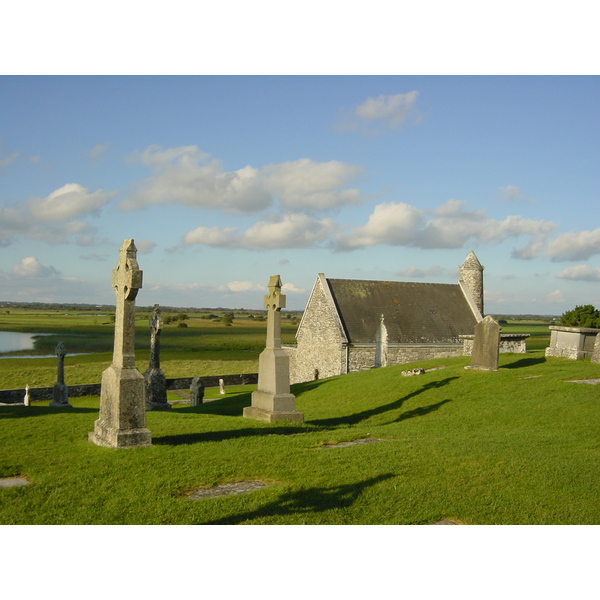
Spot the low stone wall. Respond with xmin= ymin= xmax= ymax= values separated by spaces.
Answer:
xmin=460 ymin=333 xmax=530 ymax=355
xmin=545 ymin=326 xmax=599 ymax=360
xmin=0 ymin=373 xmax=258 ymax=405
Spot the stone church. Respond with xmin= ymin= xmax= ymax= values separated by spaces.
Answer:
xmin=285 ymin=251 xmax=484 ymax=384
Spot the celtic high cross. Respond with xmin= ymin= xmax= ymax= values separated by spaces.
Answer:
xmin=111 ymin=239 xmax=143 ymax=369
xmin=264 ymin=275 xmax=285 ymax=349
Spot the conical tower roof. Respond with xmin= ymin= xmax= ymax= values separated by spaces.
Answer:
xmin=461 ymin=250 xmax=483 ymax=270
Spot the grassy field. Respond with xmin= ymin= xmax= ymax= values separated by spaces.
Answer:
xmin=1 ymin=349 xmax=598 ymax=525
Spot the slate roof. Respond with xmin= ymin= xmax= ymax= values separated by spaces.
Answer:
xmin=325 ymin=278 xmax=477 ymax=344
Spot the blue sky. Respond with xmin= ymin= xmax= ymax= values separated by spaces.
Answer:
xmin=1 ymin=75 xmax=599 ymax=313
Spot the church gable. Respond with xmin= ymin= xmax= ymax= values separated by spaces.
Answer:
xmin=326 ymin=279 xmax=478 ymax=344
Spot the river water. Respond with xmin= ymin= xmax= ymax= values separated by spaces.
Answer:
xmin=0 ymin=331 xmax=53 ymax=358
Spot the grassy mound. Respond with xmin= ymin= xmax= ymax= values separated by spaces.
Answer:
xmin=1 ymin=350 xmax=598 ymax=524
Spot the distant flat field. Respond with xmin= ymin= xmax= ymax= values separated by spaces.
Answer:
xmin=0 ymin=309 xmax=298 ymax=389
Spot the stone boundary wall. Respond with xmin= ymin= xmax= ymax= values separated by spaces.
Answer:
xmin=545 ymin=326 xmax=599 ymax=360
xmin=0 ymin=373 xmax=258 ymax=405
xmin=460 ymin=333 xmax=530 ymax=355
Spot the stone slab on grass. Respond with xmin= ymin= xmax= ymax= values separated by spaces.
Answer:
xmin=0 ymin=477 xmax=31 ymax=488
xmin=188 ymin=480 xmax=267 ymax=499
xmin=322 ymin=438 xmax=387 ymax=448
xmin=565 ymin=379 xmax=600 ymax=385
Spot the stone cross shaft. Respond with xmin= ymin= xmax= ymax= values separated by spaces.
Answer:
xmin=111 ymin=239 xmax=143 ymax=369
xmin=264 ymin=275 xmax=285 ymax=349
xmin=55 ymin=341 xmax=66 ymax=385
xmin=148 ymin=304 xmax=162 ymax=370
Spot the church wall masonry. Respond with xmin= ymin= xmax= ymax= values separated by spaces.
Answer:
xmin=286 ymin=275 xmax=346 ymax=384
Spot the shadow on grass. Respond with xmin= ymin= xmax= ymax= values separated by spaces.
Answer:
xmin=0 ymin=406 xmax=98 ymax=419
xmin=501 ymin=357 xmax=546 ymax=369
xmin=202 ymin=473 xmax=395 ymax=525
xmin=153 ymin=425 xmax=318 ymax=446
xmin=310 ymin=377 xmax=459 ymax=427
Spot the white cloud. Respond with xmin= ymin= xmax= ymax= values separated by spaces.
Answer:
xmin=499 ymin=185 xmax=523 ymax=201
xmin=240 ymin=214 xmax=338 ymax=249
xmin=122 ymin=145 xmax=271 ymax=213
xmin=0 ymin=151 xmax=19 ymax=168
xmin=183 ymin=226 xmax=239 ymax=248
xmin=336 ymin=202 xmax=424 ymax=250
xmin=263 ymin=158 xmax=363 ymax=210
xmin=546 ymin=228 xmax=600 ymax=262
xmin=135 ymin=239 xmax=156 ymax=254
xmin=556 ymin=264 xmax=600 ymax=282
xmin=282 ymin=282 xmax=306 ymax=293
xmin=27 ymin=183 xmax=118 ymax=221
xmin=183 ymin=214 xmax=338 ymax=250
xmin=547 ymin=290 xmax=566 ymax=304
xmin=217 ymin=281 xmax=265 ymax=293
xmin=122 ymin=146 xmax=364 ymax=214
xmin=336 ymin=199 xmax=556 ymax=252
xmin=86 ymin=142 xmax=110 ymax=162
xmin=337 ymin=91 xmax=421 ymax=133
xmin=11 ymin=256 xmax=60 ymax=278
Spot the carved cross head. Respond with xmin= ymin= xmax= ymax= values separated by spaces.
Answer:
xmin=149 ymin=304 xmax=163 ymax=333
xmin=55 ymin=341 xmax=66 ymax=358
xmin=263 ymin=274 xmax=286 ymax=311
xmin=111 ymin=239 xmax=143 ymax=300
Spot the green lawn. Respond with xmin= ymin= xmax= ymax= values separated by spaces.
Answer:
xmin=1 ymin=350 xmax=598 ymax=525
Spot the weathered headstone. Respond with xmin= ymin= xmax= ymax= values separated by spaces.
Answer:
xmin=144 ymin=304 xmax=171 ymax=411
xmin=219 ymin=378 xmax=225 ymax=395
xmin=466 ymin=315 xmax=501 ymax=371
xmin=24 ymin=384 xmax=30 ymax=406
xmin=190 ymin=376 xmax=204 ymax=406
xmin=89 ymin=239 xmax=152 ymax=448
xmin=49 ymin=341 xmax=72 ymax=407
xmin=244 ymin=275 xmax=304 ymax=423
xmin=591 ymin=333 xmax=600 ymax=364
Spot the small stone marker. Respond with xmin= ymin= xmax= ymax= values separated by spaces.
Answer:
xmin=50 ymin=341 xmax=72 ymax=407
xmin=190 ymin=376 xmax=205 ymax=406
xmin=219 ymin=378 xmax=225 ymax=395
xmin=466 ymin=315 xmax=501 ymax=371
xmin=244 ymin=275 xmax=304 ymax=423
xmin=24 ymin=384 xmax=30 ymax=406
xmin=144 ymin=304 xmax=171 ymax=411
xmin=89 ymin=239 xmax=152 ymax=449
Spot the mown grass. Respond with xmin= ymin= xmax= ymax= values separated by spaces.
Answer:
xmin=1 ymin=350 xmax=598 ymax=525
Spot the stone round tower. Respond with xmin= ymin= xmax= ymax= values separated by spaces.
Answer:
xmin=460 ymin=250 xmax=484 ymax=316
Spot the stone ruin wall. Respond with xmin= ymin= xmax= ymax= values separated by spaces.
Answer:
xmin=545 ymin=326 xmax=599 ymax=360
xmin=285 ymin=278 xmax=346 ymax=385
xmin=348 ymin=344 xmax=464 ymax=374
xmin=461 ymin=335 xmax=529 ymax=355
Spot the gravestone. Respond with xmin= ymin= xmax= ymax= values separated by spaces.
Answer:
xmin=219 ymin=378 xmax=225 ymax=395
xmin=466 ymin=315 xmax=500 ymax=371
xmin=244 ymin=275 xmax=304 ymax=423
xmin=144 ymin=304 xmax=171 ymax=411
xmin=49 ymin=341 xmax=72 ymax=407
xmin=89 ymin=239 xmax=152 ymax=448
xmin=190 ymin=376 xmax=204 ymax=406
xmin=591 ymin=334 xmax=600 ymax=364
xmin=24 ymin=384 xmax=30 ymax=406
